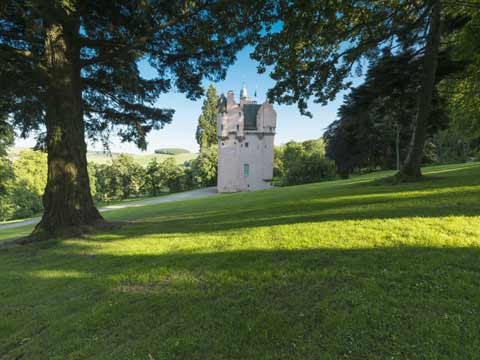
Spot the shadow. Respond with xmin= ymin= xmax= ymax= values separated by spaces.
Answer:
xmin=1 ymin=246 xmax=480 ymax=358
xmin=95 ymin=179 xmax=480 ymax=241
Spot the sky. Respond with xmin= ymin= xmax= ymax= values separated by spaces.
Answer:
xmin=14 ymin=47 xmax=356 ymax=155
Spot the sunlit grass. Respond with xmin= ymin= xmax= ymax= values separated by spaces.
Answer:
xmin=0 ymin=162 xmax=479 ymax=359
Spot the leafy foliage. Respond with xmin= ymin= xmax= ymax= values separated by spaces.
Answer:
xmin=0 ymin=117 xmax=13 ymax=158
xmin=195 ymin=85 xmax=219 ymax=151
xmin=439 ymin=5 xmax=480 ymax=143
xmin=0 ymin=0 xmax=267 ymax=232
xmin=144 ymin=157 xmax=193 ymax=196
xmin=190 ymin=145 xmax=218 ymax=187
xmin=0 ymin=1 xmax=265 ymax=148
xmin=0 ymin=150 xmax=47 ymax=220
xmin=275 ymin=139 xmax=336 ymax=186
xmin=324 ymin=51 xmax=450 ymax=178
xmin=252 ymin=1 xmax=432 ymax=116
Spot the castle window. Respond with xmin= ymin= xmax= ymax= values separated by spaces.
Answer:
xmin=236 ymin=124 xmax=239 ymax=131
xmin=243 ymin=163 xmax=250 ymax=177
xmin=245 ymin=142 xmax=249 ymax=148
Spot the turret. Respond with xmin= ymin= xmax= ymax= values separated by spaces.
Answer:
xmin=240 ymin=83 xmax=248 ymax=100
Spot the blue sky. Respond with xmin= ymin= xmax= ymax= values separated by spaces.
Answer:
xmin=15 ymin=47 xmax=356 ymax=154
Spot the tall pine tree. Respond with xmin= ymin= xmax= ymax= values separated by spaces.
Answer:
xmin=195 ymin=85 xmax=218 ymax=151
xmin=0 ymin=1 xmax=263 ymax=237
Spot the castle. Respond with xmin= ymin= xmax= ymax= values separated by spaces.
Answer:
xmin=216 ymin=85 xmax=277 ymax=193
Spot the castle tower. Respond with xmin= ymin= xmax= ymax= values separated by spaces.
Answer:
xmin=216 ymin=85 xmax=277 ymax=193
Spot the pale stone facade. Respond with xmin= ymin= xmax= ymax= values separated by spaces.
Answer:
xmin=216 ymin=86 xmax=276 ymax=193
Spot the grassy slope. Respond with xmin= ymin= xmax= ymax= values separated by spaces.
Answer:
xmin=1 ymin=162 xmax=480 ymax=359
xmin=8 ymin=147 xmax=198 ymax=166
xmin=86 ymin=151 xmax=197 ymax=166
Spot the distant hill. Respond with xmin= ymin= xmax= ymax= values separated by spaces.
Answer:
xmin=8 ymin=147 xmax=197 ymax=167
xmin=154 ymin=148 xmax=190 ymax=155
xmin=87 ymin=151 xmax=197 ymax=167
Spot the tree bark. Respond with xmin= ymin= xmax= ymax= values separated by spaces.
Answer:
xmin=395 ymin=123 xmax=401 ymax=171
xmin=33 ymin=17 xmax=104 ymax=237
xmin=397 ymin=0 xmax=442 ymax=180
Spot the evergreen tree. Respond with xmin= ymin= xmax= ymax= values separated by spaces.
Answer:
xmin=324 ymin=50 xmax=451 ymax=177
xmin=0 ymin=1 xmax=263 ymax=237
xmin=196 ymin=85 xmax=219 ymax=151
xmin=252 ymin=0 xmax=473 ymax=180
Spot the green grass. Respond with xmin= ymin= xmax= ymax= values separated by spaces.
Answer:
xmin=1 ymin=162 xmax=480 ymax=359
xmin=86 ymin=150 xmax=197 ymax=166
xmin=0 ymin=195 xmax=166 ymax=226
xmin=8 ymin=147 xmax=198 ymax=167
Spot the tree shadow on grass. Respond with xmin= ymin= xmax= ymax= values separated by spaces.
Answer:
xmin=1 ymin=246 xmax=480 ymax=359
xmin=92 ymin=184 xmax=480 ymax=242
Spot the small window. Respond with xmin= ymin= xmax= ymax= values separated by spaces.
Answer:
xmin=236 ymin=124 xmax=239 ymax=131
xmin=243 ymin=163 xmax=249 ymax=177
xmin=245 ymin=142 xmax=249 ymax=148
xmin=221 ymin=142 xmax=224 ymax=146
xmin=221 ymin=124 xmax=224 ymax=130
xmin=239 ymin=112 xmax=241 ymax=116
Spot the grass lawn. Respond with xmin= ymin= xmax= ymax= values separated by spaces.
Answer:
xmin=1 ymin=162 xmax=480 ymax=359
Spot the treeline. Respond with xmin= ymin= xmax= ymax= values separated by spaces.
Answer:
xmin=0 ymin=150 xmax=217 ymax=222
xmin=324 ymin=49 xmax=480 ymax=178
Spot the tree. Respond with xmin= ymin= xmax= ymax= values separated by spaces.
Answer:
xmin=0 ymin=1 xmax=263 ymax=237
xmin=11 ymin=150 xmax=48 ymax=219
xmin=196 ymin=85 xmax=219 ymax=151
xmin=252 ymin=0 xmax=472 ymax=180
xmin=275 ymin=139 xmax=335 ymax=186
xmin=324 ymin=50 xmax=450 ymax=177
xmin=144 ymin=157 xmax=188 ymax=195
xmin=0 ymin=116 xmax=13 ymax=158
xmin=110 ymin=155 xmax=145 ymax=199
xmin=439 ymin=5 xmax=480 ymax=144
xmin=190 ymin=145 xmax=217 ymax=186
xmin=0 ymin=115 xmax=14 ymax=213
xmin=0 ymin=160 xmax=14 ymax=222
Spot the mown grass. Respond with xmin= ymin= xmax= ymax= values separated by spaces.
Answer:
xmin=1 ymin=162 xmax=480 ymax=359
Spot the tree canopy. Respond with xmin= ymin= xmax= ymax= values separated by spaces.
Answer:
xmin=196 ymin=85 xmax=219 ymax=151
xmin=251 ymin=0 xmax=474 ymax=179
xmin=324 ymin=50 xmax=451 ymax=177
xmin=0 ymin=0 xmax=265 ymax=236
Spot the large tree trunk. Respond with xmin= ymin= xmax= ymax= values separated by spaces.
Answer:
xmin=397 ymin=0 xmax=442 ymax=180
xmin=33 ymin=18 xmax=104 ymax=237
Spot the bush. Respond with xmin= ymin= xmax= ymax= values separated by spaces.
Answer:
xmin=275 ymin=139 xmax=336 ymax=186
xmin=190 ymin=145 xmax=217 ymax=187
xmin=283 ymin=154 xmax=336 ymax=186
